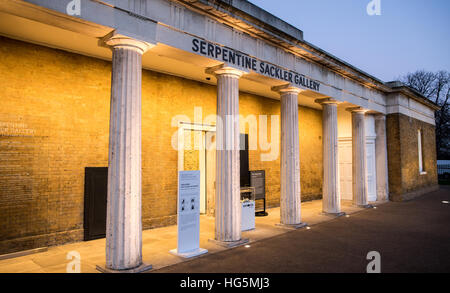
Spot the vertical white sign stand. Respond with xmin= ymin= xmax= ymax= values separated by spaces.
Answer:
xmin=170 ymin=170 xmax=208 ymax=258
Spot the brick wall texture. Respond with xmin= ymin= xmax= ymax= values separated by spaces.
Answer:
xmin=0 ymin=36 xmax=323 ymax=254
xmin=386 ymin=113 xmax=439 ymax=201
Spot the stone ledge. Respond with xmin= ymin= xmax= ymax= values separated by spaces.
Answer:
xmin=390 ymin=185 xmax=440 ymax=202
xmin=0 ymin=247 xmax=48 ymax=261
xmin=0 ymin=229 xmax=83 ymax=255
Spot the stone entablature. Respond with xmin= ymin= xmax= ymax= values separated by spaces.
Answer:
xmin=387 ymin=93 xmax=436 ymax=126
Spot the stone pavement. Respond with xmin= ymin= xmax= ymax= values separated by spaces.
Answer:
xmin=0 ymin=199 xmax=377 ymax=273
xmin=155 ymin=187 xmax=450 ymax=273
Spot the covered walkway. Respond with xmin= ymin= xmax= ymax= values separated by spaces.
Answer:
xmin=0 ymin=199 xmax=378 ymax=273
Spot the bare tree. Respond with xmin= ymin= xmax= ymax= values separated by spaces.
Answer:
xmin=400 ymin=70 xmax=450 ymax=159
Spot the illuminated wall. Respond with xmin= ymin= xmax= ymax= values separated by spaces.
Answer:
xmin=0 ymin=36 xmax=323 ymax=253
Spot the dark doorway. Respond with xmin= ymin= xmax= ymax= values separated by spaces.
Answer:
xmin=240 ymin=133 xmax=250 ymax=187
xmin=84 ymin=167 xmax=108 ymax=241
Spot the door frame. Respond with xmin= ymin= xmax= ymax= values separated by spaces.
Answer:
xmin=338 ymin=136 xmax=378 ymax=202
xmin=366 ymin=136 xmax=377 ymax=202
xmin=338 ymin=138 xmax=353 ymax=201
xmin=177 ymin=122 xmax=216 ymax=214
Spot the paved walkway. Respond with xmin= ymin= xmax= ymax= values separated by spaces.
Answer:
xmin=155 ymin=187 xmax=450 ymax=273
xmin=0 ymin=198 xmax=372 ymax=273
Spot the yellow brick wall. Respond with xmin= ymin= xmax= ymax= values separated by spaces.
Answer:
xmin=0 ymin=36 xmax=323 ymax=253
xmin=386 ymin=113 xmax=438 ymax=201
xmin=0 ymin=36 xmax=112 ymax=253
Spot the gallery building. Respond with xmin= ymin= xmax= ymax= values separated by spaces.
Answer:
xmin=0 ymin=0 xmax=439 ymax=271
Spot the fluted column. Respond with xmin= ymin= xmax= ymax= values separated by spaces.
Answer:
xmin=99 ymin=33 xmax=153 ymax=273
xmin=316 ymin=98 xmax=344 ymax=215
xmin=374 ymin=114 xmax=389 ymax=201
xmin=347 ymin=107 xmax=371 ymax=208
xmin=273 ymin=85 xmax=306 ymax=228
xmin=207 ymin=66 xmax=248 ymax=247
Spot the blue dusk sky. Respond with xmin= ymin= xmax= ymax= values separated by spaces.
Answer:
xmin=249 ymin=0 xmax=450 ymax=82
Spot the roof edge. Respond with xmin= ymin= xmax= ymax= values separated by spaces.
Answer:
xmin=386 ymin=81 xmax=441 ymax=111
xmin=179 ymin=0 xmax=441 ymax=111
xmin=196 ymin=0 xmax=303 ymax=41
xmin=187 ymin=0 xmax=392 ymax=92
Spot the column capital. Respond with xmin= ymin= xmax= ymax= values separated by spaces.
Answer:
xmin=271 ymin=84 xmax=302 ymax=95
xmin=100 ymin=31 xmax=154 ymax=54
xmin=205 ymin=65 xmax=245 ymax=78
xmin=346 ymin=106 xmax=369 ymax=114
xmin=372 ymin=113 xmax=387 ymax=120
xmin=315 ymin=97 xmax=342 ymax=105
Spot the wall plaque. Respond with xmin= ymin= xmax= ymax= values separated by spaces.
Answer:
xmin=250 ymin=170 xmax=268 ymax=216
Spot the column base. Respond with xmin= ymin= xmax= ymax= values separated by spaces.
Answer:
xmin=321 ymin=211 xmax=346 ymax=217
xmin=353 ymin=204 xmax=374 ymax=209
xmin=208 ymin=238 xmax=249 ymax=248
xmin=275 ymin=222 xmax=308 ymax=230
xmin=96 ymin=263 xmax=152 ymax=273
xmin=169 ymin=248 xmax=208 ymax=259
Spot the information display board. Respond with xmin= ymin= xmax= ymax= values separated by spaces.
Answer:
xmin=170 ymin=171 xmax=208 ymax=258
xmin=250 ymin=170 xmax=268 ymax=216
xmin=250 ymin=170 xmax=265 ymax=200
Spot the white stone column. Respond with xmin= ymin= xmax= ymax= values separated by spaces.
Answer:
xmin=207 ymin=66 xmax=248 ymax=247
xmin=374 ymin=114 xmax=389 ymax=201
xmin=347 ymin=107 xmax=371 ymax=208
xmin=316 ymin=98 xmax=344 ymax=216
xmin=273 ymin=85 xmax=306 ymax=229
xmin=99 ymin=33 xmax=153 ymax=273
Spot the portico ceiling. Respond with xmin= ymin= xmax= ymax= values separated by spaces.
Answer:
xmin=0 ymin=10 xmax=326 ymax=110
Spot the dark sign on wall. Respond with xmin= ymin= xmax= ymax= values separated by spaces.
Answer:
xmin=250 ymin=170 xmax=265 ymax=200
xmin=250 ymin=170 xmax=267 ymax=216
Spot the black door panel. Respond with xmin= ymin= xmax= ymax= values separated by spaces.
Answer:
xmin=84 ymin=167 xmax=107 ymax=241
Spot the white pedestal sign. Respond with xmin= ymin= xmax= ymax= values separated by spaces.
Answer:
xmin=170 ymin=171 xmax=208 ymax=258
xmin=241 ymin=200 xmax=255 ymax=231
